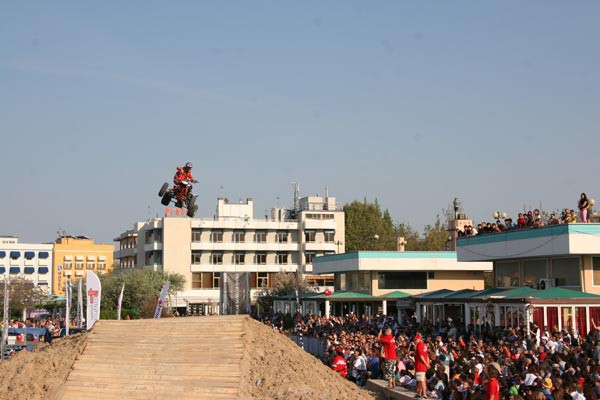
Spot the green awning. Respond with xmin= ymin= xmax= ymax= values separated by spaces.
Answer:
xmin=529 ymin=287 xmax=600 ymax=300
xmin=413 ymin=289 xmax=455 ymax=298
xmin=377 ymin=291 xmax=411 ymax=299
xmin=496 ymin=287 xmax=538 ymax=299
xmin=312 ymin=291 xmax=377 ymax=300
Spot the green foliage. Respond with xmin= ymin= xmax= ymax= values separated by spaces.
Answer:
xmin=255 ymin=272 xmax=308 ymax=313
xmin=344 ymin=199 xmax=397 ymax=251
xmin=99 ymin=269 xmax=185 ymax=314
xmin=0 ymin=277 xmax=48 ymax=312
xmin=345 ymin=199 xmax=453 ymax=251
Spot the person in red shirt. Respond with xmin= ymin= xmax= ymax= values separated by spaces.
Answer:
xmin=172 ymin=162 xmax=197 ymax=207
xmin=485 ymin=362 xmax=501 ymax=400
xmin=378 ymin=328 xmax=397 ymax=389
xmin=331 ymin=349 xmax=348 ymax=378
xmin=414 ymin=333 xmax=430 ymax=398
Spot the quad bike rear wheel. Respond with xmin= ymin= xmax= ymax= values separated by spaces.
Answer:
xmin=187 ymin=195 xmax=196 ymax=210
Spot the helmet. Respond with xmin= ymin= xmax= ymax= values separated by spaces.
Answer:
xmin=184 ymin=162 xmax=193 ymax=169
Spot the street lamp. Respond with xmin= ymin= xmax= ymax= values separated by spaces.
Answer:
xmin=493 ymin=211 xmax=507 ymax=220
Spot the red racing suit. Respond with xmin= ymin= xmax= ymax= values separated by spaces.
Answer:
xmin=173 ymin=167 xmax=194 ymax=185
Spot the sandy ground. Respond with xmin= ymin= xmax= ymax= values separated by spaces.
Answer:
xmin=0 ymin=333 xmax=88 ymax=400
xmin=240 ymin=317 xmax=375 ymax=400
xmin=0 ymin=319 xmax=377 ymax=400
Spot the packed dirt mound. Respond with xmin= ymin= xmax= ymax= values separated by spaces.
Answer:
xmin=240 ymin=318 xmax=374 ymax=400
xmin=0 ymin=333 xmax=88 ymax=400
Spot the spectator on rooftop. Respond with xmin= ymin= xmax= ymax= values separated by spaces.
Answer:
xmin=579 ymin=193 xmax=590 ymax=223
xmin=548 ymin=213 xmax=561 ymax=225
xmin=518 ymin=213 xmax=527 ymax=229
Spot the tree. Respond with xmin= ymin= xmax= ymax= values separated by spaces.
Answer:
xmin=99 ymin=269 xmax=185 ymax=316
xmin=0 ymin=277 xmax=49 ymax=317
xmin=344 ymin=199 xmax=397 ymax=251
xmin=255 ymin=272 xmax=309 ymax=314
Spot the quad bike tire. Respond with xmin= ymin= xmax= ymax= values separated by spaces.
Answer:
xmin=187 ymin=195 xmax=197 ymax=210
xmin=187 ymin=205 xmax=198 ymax=218
xmin=161 ymin=193 xmax=172 ymax=206
xmin=158 ymin=183 xmax=169 ymax=197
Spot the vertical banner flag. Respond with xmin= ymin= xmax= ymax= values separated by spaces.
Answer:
xmin=117 ymin=283 xmax=125 ymax=321
xmin=66 ymin=281 xmax=72 ymax=336
xmin=77 ymin=278 xmax=83 ymax=328
xmin=154 ymin=281 xmax=170 ymax=319
xmin=86 ymin=271 xmax=102 ymax=330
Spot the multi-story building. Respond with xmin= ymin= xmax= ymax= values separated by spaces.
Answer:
xmin=52 ymin=236 xmax=115 ymax=296
xmin=114 ymin=194 xmax=344 ymax=315
xmin=0 ymin=236 xmax=53 ymax=291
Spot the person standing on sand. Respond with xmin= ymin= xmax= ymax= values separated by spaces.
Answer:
xmin=378 ymin=328 xmax=397 ymax=389
xmin=414 ymin=333 xmax=430 ymax=399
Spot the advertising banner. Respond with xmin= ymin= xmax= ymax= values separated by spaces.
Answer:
xmin=66 ymin=281 xmax=72 ymax=336
xmin=77 ymin=278 xmax=83 ymax=328
xmin=154 ymin=281 xmax=170 ymax=319
xmin=86 ymin=271 xmax=102 ymax=330
xmin=117 ymin=284 xmax=125 ymax=321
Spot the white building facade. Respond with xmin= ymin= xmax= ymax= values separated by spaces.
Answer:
xmin=0 ymin=236 xmax=53 ymax=291
xmin=114 ymin=195 xmax=344 ymax=315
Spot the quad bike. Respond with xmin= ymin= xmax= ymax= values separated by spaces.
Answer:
xmin=158 ymin=180 xmax=198 ymax=217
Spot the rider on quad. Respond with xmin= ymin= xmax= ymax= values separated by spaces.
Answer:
xmin=173 ymin=162 xmax=197 ymax=208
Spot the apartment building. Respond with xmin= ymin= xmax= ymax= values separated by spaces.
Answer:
xmin=52 ymin=236 xmax=115 ymax=296
xmin=114 ymin=194 xmax=344 ymax=315
xmin=0 ymin=236 xmax=53 ymax=290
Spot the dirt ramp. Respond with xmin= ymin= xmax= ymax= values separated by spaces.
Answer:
xmin=240 ymin=318 xmax=374 ymax=400
xmin=0 ymin=333 xmax=88 ymax=400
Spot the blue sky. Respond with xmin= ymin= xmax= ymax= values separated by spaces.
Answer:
xmin=1 ymin=2 xmax=599 ymax=245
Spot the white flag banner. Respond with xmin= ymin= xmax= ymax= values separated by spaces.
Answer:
xmin=154 ymin=281 xmax=170 ymax=319
xmin=117 ymin=284 xmax=125 ymax=321
xmin=77 ymin=278 xmax=83 ymax=328
xmin=86 ymin=271 xmax=102 ymax=330
xmin=66 ymin=281 xmax=72 ymax=336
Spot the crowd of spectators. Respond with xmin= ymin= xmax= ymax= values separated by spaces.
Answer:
xmin=260 ymin=311 xmax=600 ymax=399
xmin=458 ymin=193 xmax=594 ymax=239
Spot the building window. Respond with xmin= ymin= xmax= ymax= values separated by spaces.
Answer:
xmin=145 ymin=230 xmax=153 ymax=244
xmin=276 ymin=232 xmax=288 ymax=243
xmin=192 ymin=252 xmax=202 ymax=264
xmin=25 ymin=252 xmax=35 ymax=260
xmin=64 ymin=262 xmax=73 ymax=269
xmin=75 ymin=262 xmax=84 ymax=270
xmin=277 ymin=253 xmax=288 ymax=264
xmin=86 ymin=262 xmax=95 ymax=270
xmin=593 ymin=257 xmax=600 ymax=286
xmin=257 ymin=272 xmax=269 ymax=288
xmin=378 ymin=271 xmax=427 ymax=290
xmin=211 ymin=230 xmax=223 ymax=243
xmin=522 ymin=259 xmax=547 ymax=288
xmin=233 ymin=231 xmax=245 ymax=243
xmin=255 ymin=231 xmax=267 ymax=243
xmin=213 ymin=272 xmax=221 ymax=288
xmin=305 ymin=252 xmax=316 ymax=264
xmin=10 ymin=252 xmax=20 ymax=260
xmin=234 ymin=253 xmax=245 ymax=265
xmin=98 ymin=261 xmax=106 ymax=270
xmin=211 ymin=253 xmax=223 ymax=265
xmin=192 ymin=230 xmax=202 ymax=242
xmin=324 ymin=231 xmax=335 ymax=243
xmin=305 ymin=231 xmax=316 ymax=243
xmin=192 ymin=273 xmax=202 ymax=289
xmin=256 ymin=253 xmax=267 ymax=265
xmin=495 ymin=261 xmax=520 ymax=288
xmin=552 ymin=257 xmax=581 ymax=287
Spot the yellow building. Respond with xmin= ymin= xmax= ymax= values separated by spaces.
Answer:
xmin=52 ymin=236 xmax=114 ymax=295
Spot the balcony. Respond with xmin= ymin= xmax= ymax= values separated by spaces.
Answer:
xmin=191 ymin=242 xmax=300 ymax=252
xmin=457 ymin=223 xmax=600 ymax=262
xmin=190 ymin=263 xmax=298 ymax=273
xmin=302 ymin=219 xmax=337 ymax=230
xmin=303 ymin=242 xmax=337 ymax=252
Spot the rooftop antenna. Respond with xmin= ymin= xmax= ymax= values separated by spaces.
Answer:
xmin=291 ymin=181 xmax=300 ymax=211
xmin=147 ymin=205 xmax=151 ymax=220
xmin=325 ymin=186 xmax=329 ymax=198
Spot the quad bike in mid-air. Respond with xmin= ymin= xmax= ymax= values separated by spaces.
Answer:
xmin=158 ymin=180 xmax=198 ymax=217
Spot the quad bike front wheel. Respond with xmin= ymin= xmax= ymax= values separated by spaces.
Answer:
xmin=161 ymin=192 xmax=172 ymax=206
xmin=158 ymin=183 xmax=169 ymax=197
